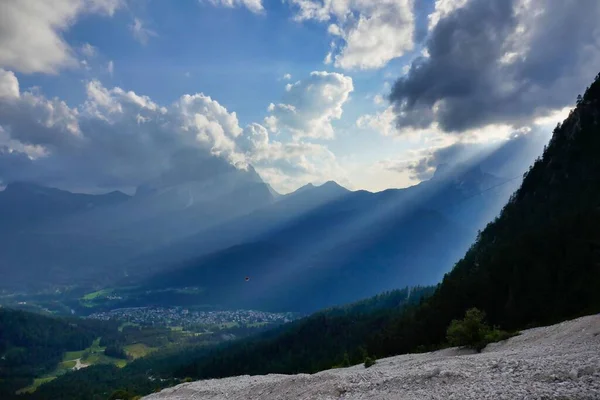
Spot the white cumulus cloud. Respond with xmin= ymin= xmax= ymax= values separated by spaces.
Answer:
xmin=265 ymin=71 xmax=353 ymax=140
xmin=0 ymin=70 xmax=348 ymax=194
xmin=0 ymin=0 xmax=123 ymax=74
xmin=0 ymin=69 xmax=20 ymax=99
xmin=240 ymin=123 xmax=348 ymax=193
xmin=0 ymin=73 xmax=249 ymax=190
xmin=201 ymin=0 xmax=264 ymax=14
xmin=289 ymin=0 xmax=415 ymax=70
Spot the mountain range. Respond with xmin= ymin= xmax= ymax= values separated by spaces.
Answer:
xmin=1 ymin=121 xmax=549 ymax=313
xmin=0 ymin=159 xmax=522 ymax=311
xmin=136 ymin=164 xmax=518 ymax=311
xmin=1 ymin=155 xmax=530 ymax=313
xmin=32 ymin=70 xmax=599 ymax=400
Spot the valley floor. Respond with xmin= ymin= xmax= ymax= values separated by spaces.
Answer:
xmin=144 ymin=314 xmax=600 ymax=399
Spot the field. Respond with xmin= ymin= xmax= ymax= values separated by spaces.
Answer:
xmin=16 ymin=377 xmax=57 ymax=394
xmin=119 ymin=321 xmax=140 ymax=332
xmin=59 ymin=360 xmax=76 ymax=369
xmin=63 ymin=349 xmax=86 ymax=360
xmin=82 ymin=289 xmax=114 ymax=301
xmin=79 ymin=338 xmax=127 ymax=367
xmin=124 ymin=343 xmax=158 ymax=359
xmin=80 ymin=289 xmax=116 ymax=308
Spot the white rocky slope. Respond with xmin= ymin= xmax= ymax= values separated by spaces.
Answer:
xmin=145 ymin=315 xmax=600 ymax=400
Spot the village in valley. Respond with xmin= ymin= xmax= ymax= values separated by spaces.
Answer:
xmin=87 ymin=307 xmax=298 ymax=329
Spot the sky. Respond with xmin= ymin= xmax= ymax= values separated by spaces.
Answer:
xmin=0 ymin=0 xmax=598 ymax=194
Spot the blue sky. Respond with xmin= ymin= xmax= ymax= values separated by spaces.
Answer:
xmin=0 ymin=0 xmax=598 ymax=193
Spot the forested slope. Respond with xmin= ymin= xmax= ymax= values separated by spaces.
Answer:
xmin=367 ymin=73 xmax=600 ymax=357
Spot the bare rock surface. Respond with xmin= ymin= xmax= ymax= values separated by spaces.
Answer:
xmin=144 ymin=315 xmax=600 ymax=399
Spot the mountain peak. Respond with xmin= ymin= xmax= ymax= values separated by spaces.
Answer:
xmin=320 ymin=180 xmax=346 ymax=190
xmin=136 ymin=150 xmax=245 ymax=193
xmin=289 ymin=181 xmax=349 ymax=197
xmin=290 ymin=182 xmax=315 ymax=195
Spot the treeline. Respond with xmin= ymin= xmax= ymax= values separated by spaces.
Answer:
xmin=104 ymin=345 xmax=127 ymax=360
xmin=0 ymin=308 xmax=118 ymax=397
xmin=100 ymin=325 xmax=178 ymax=349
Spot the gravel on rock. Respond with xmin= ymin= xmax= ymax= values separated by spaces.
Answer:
xmin=144 ymin=314 xmax=600 ymax=400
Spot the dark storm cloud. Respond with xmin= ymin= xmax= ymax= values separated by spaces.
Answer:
xmin=390 ymin=0 xmax=600 ymax=133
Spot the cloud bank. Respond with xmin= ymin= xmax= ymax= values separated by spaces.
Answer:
xmin=0 ymin=69 xmax=350 ymax=193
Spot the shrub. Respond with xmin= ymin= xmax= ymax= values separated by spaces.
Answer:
xmin=447 ymin=308 xmax=489 ymax=351
xmin=446 ymin=308 xmax=517 ymax=352
xmin=447 ymin=307 xmax=515 ymax=352
xmin=484 ymin=328 xmax=517 ymax=344
xmin=364 ymin=357 xmax=376 ymax=368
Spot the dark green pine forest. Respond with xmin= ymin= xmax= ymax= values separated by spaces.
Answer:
xmin=0 ymin=309 xmax=119 ymax=397
xmin=14 ymin=72 xmax=600 ymax=399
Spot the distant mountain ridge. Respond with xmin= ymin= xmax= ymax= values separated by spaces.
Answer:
xmin=286 ymin=180 xmax=348 ymax=197
xmin=0 ymin=156 xmax=276 ymax=289
xmin=0 ymin=149 xmax=528 ymax=308
xmin=122 ymin=164 xmax=521 ymax=312
xmin=0 ymin=182 xmax=129 ymax=232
